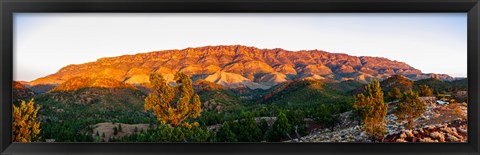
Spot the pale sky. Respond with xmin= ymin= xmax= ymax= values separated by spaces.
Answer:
xmin=14 ymin=13 xmax=467 ymax=81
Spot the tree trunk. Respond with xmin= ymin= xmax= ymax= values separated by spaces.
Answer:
xmin=294 ymin=126 xmax=301 ymax=138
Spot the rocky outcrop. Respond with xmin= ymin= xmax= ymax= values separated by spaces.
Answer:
xmin=273 ymin=64 xmax=297 ymax=76
xmin=300 ymin=64 xmax=332 ymax=75
xmin=335 ymin=65 xmax=355 ymax=74
xmin=257 ymin=72 xmax=288 ymax=86
xmin=204 ymin=71 xmax=269 ymax=90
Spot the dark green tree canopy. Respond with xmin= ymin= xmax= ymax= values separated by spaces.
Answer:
xmin=266 ymin=112 xmax=291 ymax=142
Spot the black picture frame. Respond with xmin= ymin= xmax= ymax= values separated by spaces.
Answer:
xmin=1 ymin=0 xmax=479 ymax=155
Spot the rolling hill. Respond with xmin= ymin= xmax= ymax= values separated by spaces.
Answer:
xmin=13 ymin=81 xmax=36 ymax=103
xmin=260 ymin=79 xmax=361 ymax=110
xmin=353 ymin=75 xmax=468 ymax=96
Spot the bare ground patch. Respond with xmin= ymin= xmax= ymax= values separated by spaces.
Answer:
xmin=92 ymin=122 xmax=151 ymax=142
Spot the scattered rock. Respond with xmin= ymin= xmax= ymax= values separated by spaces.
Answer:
xmin=426 ymin=125 xmax=436 ymax=130
xmin=430 ymin=132 xmax=445 ymax=142
xmin=420 ymin=137 xmax=434 ymax=142
xmin=447 ymin=134 xmax=459 ymax=141
xmin=413 ymin=130 xmax=418 ymax=135
xmin=440 ymin=127 xmax=453 ymax=133
xmin=405 ymin=130 xmax=414 ymax=138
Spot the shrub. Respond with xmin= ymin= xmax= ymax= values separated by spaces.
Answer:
xmin=453 ymin=106 xmax=464 ymax=118
xmin=13 ymin=99 xmax=41 ymax=142
xmin=418 ymin=85 xmax=434 ymax=97
xmin=387 ymin=87 xmax=402 ymax=101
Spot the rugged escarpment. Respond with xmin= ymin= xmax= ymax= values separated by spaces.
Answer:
xmin=27 ymin=45 xmax=453 ymax=91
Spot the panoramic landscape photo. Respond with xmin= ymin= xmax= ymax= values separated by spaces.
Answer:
xmin=12 ymin=13 xmax=467 ymax=142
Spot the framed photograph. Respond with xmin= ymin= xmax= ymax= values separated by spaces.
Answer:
xmin=1 ymin=0 xmax=479 ymax=155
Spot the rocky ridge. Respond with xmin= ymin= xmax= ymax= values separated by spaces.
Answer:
xmin=27 ymin=45 xmax=453 ymax=91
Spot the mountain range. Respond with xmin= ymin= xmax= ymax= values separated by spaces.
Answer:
xmin=12 ymin=45 xmax=468 ymax=143
xmin=25 ymin=45 xmax=454 ymax=92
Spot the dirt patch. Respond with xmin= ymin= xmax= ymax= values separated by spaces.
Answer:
xmin=92 ymin=122 xmax=151 ymax=142
xmin=417 ymin=103 xmax=467 ymax=126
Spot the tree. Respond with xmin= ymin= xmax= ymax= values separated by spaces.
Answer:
xmin=13 ymin=99 xmax=41 ymax=142
xmin=387 ymin=87 xmax=402 ymax=101
xmin=216 ymin=122 xmax=237 ymax=142
xmin=286 ymin=110 xmax=307 ymax=138
xmin=113 ymin=127 xmax=118 ymax=135
xmin=353 ymin=79 xmax=388 ymax=141
xmin=395 ymin=89 xmax=426 ymax=129
xmin=144 ymin=72 xmax=202 ymax=127
xmin=286 ymin=110 xmax=304 ymax=130
xmin=418 ymin=85 xmax=433 ymax=97
xmin=231 ymin=112 xmax=263 ymax=142
xmin=266 ymin=112 xmax=291 ymax=142
xmin=259 ymin=119 xmax=270 ymax=135
xmin=316 ymin=104 xmax=340 ymax=132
